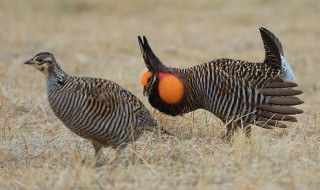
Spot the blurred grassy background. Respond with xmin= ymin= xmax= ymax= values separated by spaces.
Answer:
xmin=0 ymin=0 xmax=319 ymax=189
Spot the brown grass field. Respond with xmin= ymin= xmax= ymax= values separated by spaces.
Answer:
xmin=0 ymin=0 xmax=319 ymax=189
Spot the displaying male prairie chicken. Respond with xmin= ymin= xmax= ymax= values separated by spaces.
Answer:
xmin=138 ymin=27 xmax=303 ymax=138
xmin=24 ymin=52 xmax=169 ymax=165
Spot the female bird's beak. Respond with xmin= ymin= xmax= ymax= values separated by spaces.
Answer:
xmin=24 ymin=60 xmax=32 ymax=65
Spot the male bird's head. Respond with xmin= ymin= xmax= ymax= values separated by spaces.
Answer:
xmin=138 ymin=36 xmax=185 ymax=105
xmin=24 ymin=52 xmax=56 ymax=75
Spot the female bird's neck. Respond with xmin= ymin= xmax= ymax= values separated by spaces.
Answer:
xmin=47 ymin=64 xmax=70 ymax=84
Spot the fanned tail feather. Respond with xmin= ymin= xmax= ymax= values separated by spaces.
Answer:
xmin=258 ymin=88 xmax=302 ymax=96
xmin=264 ymin=81 xmax=297 ymax=88
xmin=255 ymin=79 xmax=303 ymax=128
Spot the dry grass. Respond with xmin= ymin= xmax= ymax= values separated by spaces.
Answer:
xmin=0 ymin=0 xmax=319 ymax=189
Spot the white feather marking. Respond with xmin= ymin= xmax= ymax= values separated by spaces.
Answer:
xmin=280 ymin=55 xmax=295 ymax=82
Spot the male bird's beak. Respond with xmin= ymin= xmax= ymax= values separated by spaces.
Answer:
xmin=143 ymin=86 xmax=148 ymax=96
xmin=143 ymin=74 xmax=157 ymax=97
xmin=24 ymin=60 xmax=32 ymax=65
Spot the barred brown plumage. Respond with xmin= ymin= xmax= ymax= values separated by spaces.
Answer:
xmin=138 ymin=27 xmax=304 ymax=138
xmin=24 ymin=52 xmax=170 ymax=166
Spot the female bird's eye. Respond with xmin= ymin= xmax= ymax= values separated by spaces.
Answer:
xmin=36 ymin=58 xmax=44 ymax=64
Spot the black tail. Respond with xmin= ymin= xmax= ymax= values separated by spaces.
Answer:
xmin=259 ymin=27 xmax=283 ymax=68
xmin=138 ymin=36 xmax=166 ymax=72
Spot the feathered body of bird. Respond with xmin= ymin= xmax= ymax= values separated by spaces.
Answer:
xmin=24 ymin=52 xmax=165 ymax=164
xmin=138 ymin=27 xmax=303 ymax=137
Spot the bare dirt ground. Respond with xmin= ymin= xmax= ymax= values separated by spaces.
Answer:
xmin=0 ymin=0 xmax=319 ymax=189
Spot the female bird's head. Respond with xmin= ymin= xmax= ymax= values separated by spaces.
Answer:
xmin=138 ymin=36 xmax=185 ymax=105
xmin=24 ymin=52 xmax=56 ymax=75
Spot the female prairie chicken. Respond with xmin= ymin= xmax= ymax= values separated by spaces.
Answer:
xmin=24 ymin=52 xmax=169 ymax=165
xmin=138 ymin=27 xmax=303 ymax=138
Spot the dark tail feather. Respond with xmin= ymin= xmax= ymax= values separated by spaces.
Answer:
xmin=256 ymin=116 xmax=288 ymax=128
xmin=255 ymin=115 xmax=289 ymax=129
xmin=138 ymin=36 xmax=164 ymax=72
xmin=259 ymin=88 xmax=303 ymax=96
xmin=255 ymin=121 xmax=275 ymax=129
xmin=264 ymin=81 xmax=297 ymax=88
xmin=254 ymin=78 xmax=303 ymax=129
xmin=258 ymin=111 xmax=298 ymax=122
xmin=260 ymin=27 xmax=284 ymax=55
xmin=256 ymin=104 xmax=303 ymax=115
xmin=259 ymin=27 xmax=283 ymax=68
xmin=267 ymin=97 xmax=304 ymax=106
xmin=259 ymin=79 xmax=303 ymax=109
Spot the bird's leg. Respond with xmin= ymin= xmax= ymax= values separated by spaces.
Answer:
xmin=243 ymin=126 xmax=252 ymax=138
xmin=221 ymin=123 xmax=237 ymax=141
xmin=91 ymin=140 xmax=104 ymax=167
xmin=109 ymin=148 xmax=122 ymax=165
xmin=109 ymin=144 xmax=126 ymax=165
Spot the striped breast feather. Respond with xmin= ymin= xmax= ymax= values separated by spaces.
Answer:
xmin=212 ymin=72 xmax=257 ymax=122
xmin=98 ymin=92 xmax=157 ymax=127
xmin=72 ymin=77 xmax=143 ymax=108
xmin=73 ymin=78 xmax=157 ymax=128
xmin=94 ymin=91 xmax=159 ymax=135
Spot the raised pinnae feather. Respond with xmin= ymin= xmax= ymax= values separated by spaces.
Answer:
xmin=138 ymin=36 xmax=164 ymax=72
